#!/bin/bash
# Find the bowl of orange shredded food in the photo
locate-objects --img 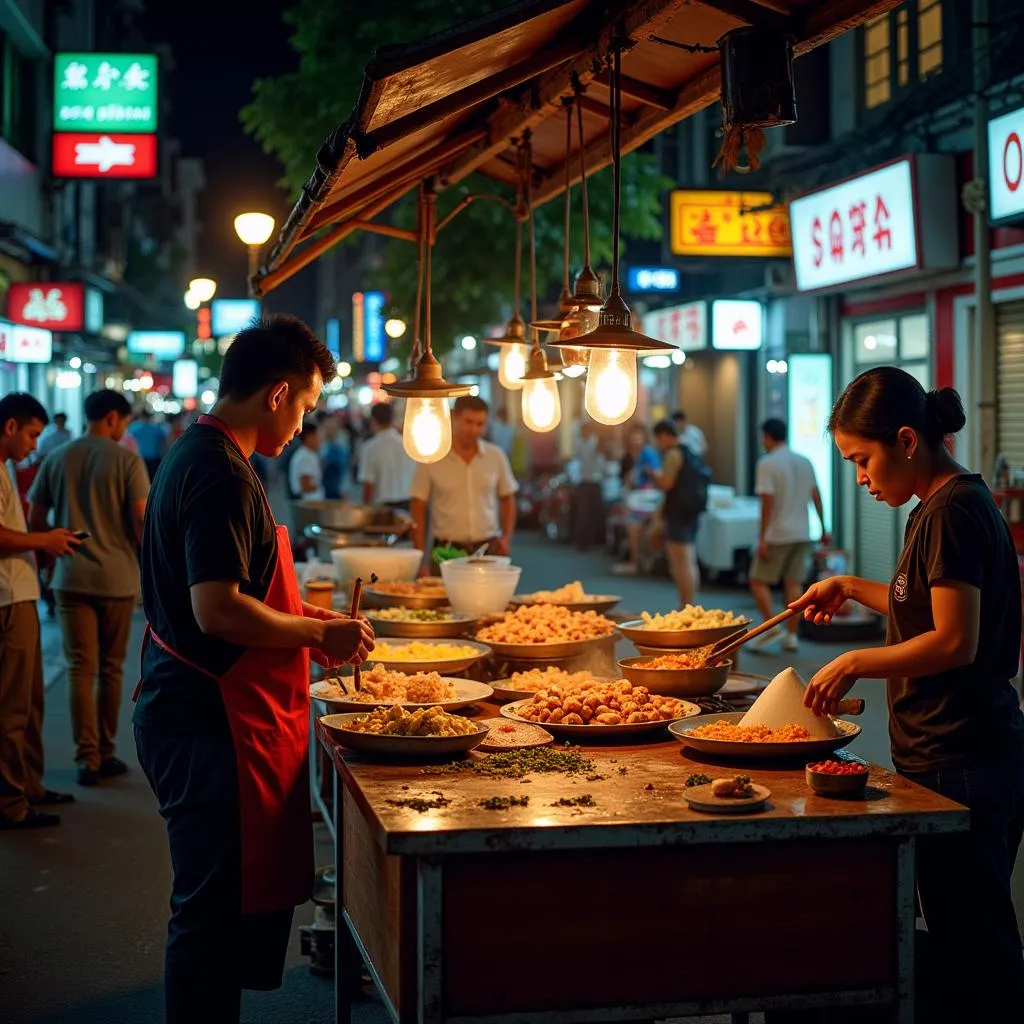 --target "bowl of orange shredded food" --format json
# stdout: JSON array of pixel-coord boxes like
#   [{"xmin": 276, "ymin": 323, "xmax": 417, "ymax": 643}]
[
  {"xmin": 475, "ymin": 603, "xmax": 618, "ymax": 659},
  {"xmin": 669, "ymin": 712, "xmax": 861, "ymax": 760},
  {"xmin": 617, "ymin": 654, "xmax": 732, "ymax": 697}
]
